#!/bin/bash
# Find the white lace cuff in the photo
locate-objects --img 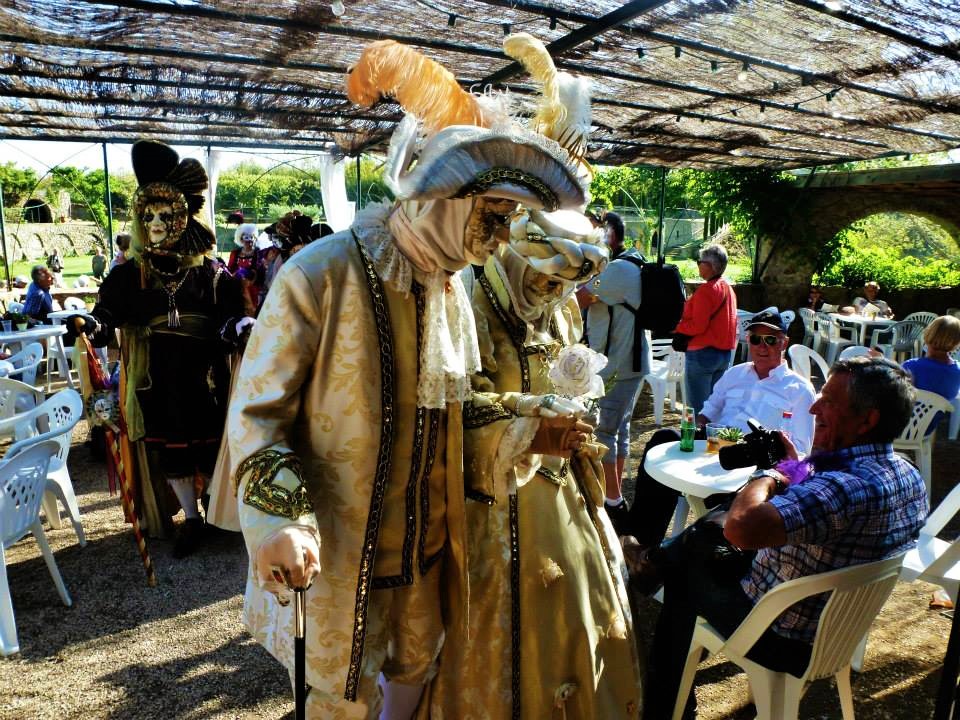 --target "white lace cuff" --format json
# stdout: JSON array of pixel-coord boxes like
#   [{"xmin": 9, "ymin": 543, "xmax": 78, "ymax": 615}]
[{"xmin": 494, "ymin": 416, "xmax": 542, "ymax": 491}]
